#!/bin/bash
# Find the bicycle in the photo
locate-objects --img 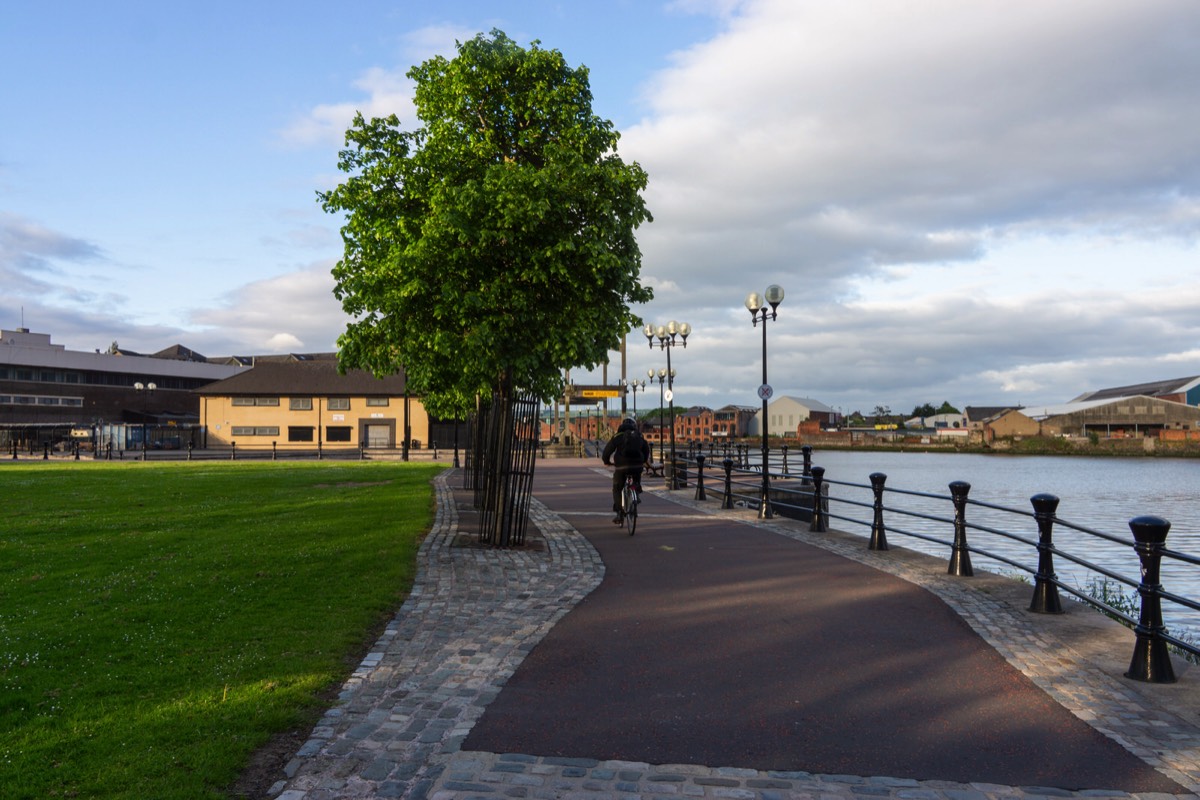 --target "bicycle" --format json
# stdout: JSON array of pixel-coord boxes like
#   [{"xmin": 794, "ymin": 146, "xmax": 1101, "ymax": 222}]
[{"xmin": 619, "ymin": 471, "xmax": 640, "ymax": 535}]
